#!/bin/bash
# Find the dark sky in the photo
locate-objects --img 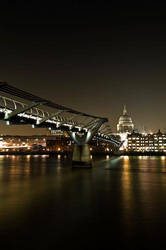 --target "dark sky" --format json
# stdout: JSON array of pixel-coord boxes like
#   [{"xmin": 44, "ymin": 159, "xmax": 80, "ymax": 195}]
[{"xmin": 0, "ymin": 1, "xmax": 166, "ymax": 134}]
